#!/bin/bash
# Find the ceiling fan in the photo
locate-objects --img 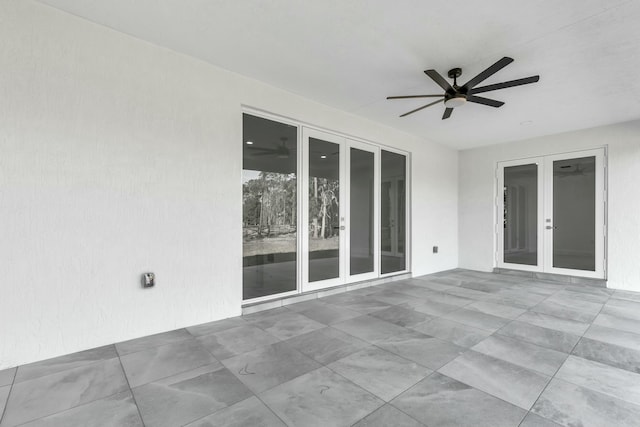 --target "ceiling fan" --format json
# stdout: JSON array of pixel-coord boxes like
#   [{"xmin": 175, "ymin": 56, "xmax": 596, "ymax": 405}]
[
  {"xmin": 247, "ymin": 137, "xmax": 290, "ymax": 158},
  {"xmin": 387, "ymin": 57, "xmax": 539, "ymax": 120}
]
